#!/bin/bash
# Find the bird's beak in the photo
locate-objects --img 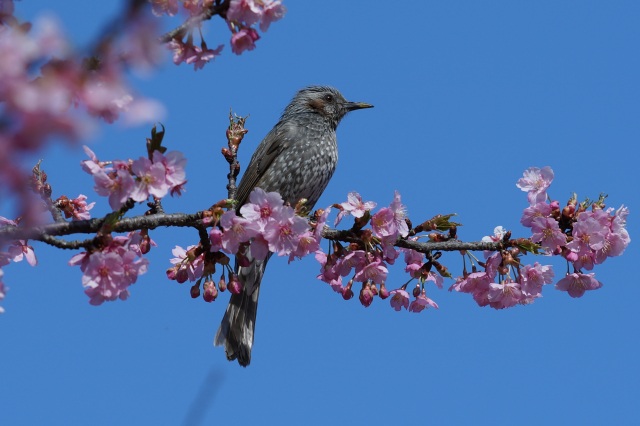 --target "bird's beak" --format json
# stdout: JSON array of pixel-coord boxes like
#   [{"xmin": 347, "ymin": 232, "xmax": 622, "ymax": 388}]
[{"xmin": 345, "ymin": 101, "xmax": 374, "ymax": 111}]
